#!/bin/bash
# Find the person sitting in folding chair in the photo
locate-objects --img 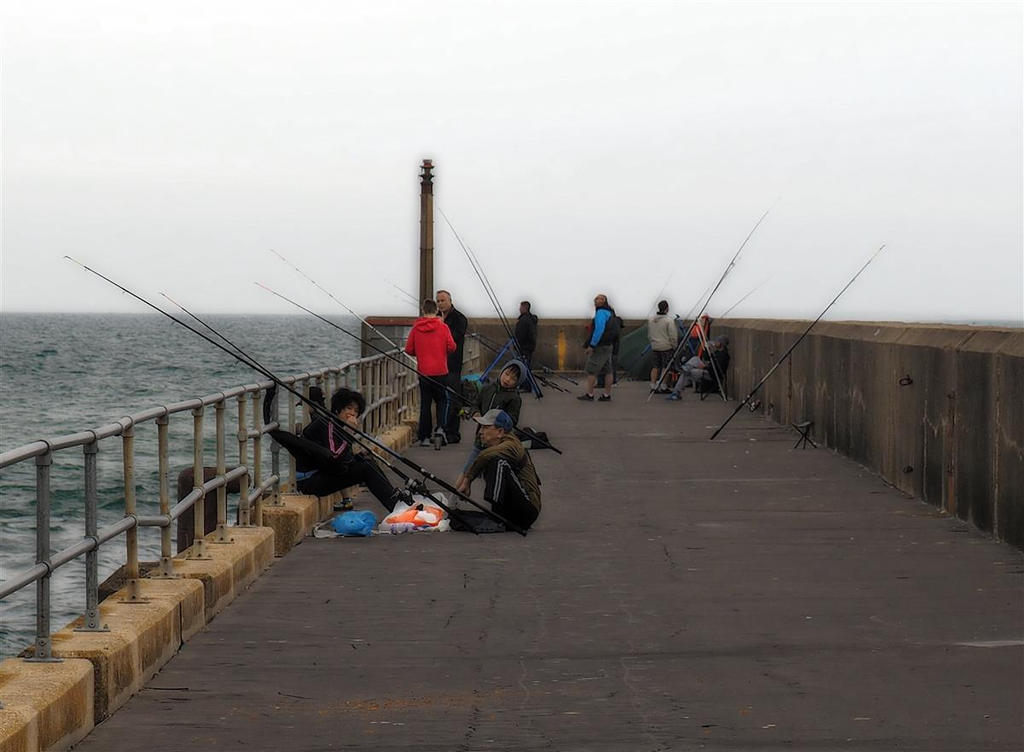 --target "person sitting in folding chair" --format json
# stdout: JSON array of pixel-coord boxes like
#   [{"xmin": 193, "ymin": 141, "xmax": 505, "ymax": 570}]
[
  {"xmin": 454, "ymin": 409, "xmax": 542, "ymax": 533},
  {"xmin": 693, "ymin": 336, "xmax": 731, "ymax": 397},
  {"xmin": 667, "ymin": 336, "xmax": 730, "ymax": 400}
]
